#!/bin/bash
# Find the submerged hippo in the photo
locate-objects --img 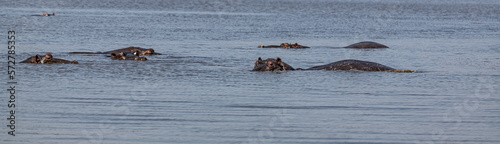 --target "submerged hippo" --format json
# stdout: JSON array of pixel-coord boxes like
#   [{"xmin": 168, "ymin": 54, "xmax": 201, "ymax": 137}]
[
  {"xmin": 252, "ymin": 57, "xmax": 414, "ymax": 72},
  {"xmin": 253, "ymin": 57, "xmax": 295, "ymax": 71},
  {"xmin": 344, "ymin": 41, "xmax": 389, "ymax": 49},
  {"xmin": 70, "ymin": 47, "xmax": 161, "ymax": 56},
  {"xmin": 21, "ymin": 53, "xmax": 78, "ymax": 64},
  {"xmin": 42, "ymin": 13, "xmax": 55, "ymax": 16},
  {"xmin": 258, "ymin": 43, "xmax": 310, "ymax": 49},
  {"xmin": 110, "ymin": 52, "xmax": 147, "ymax": 61}
]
